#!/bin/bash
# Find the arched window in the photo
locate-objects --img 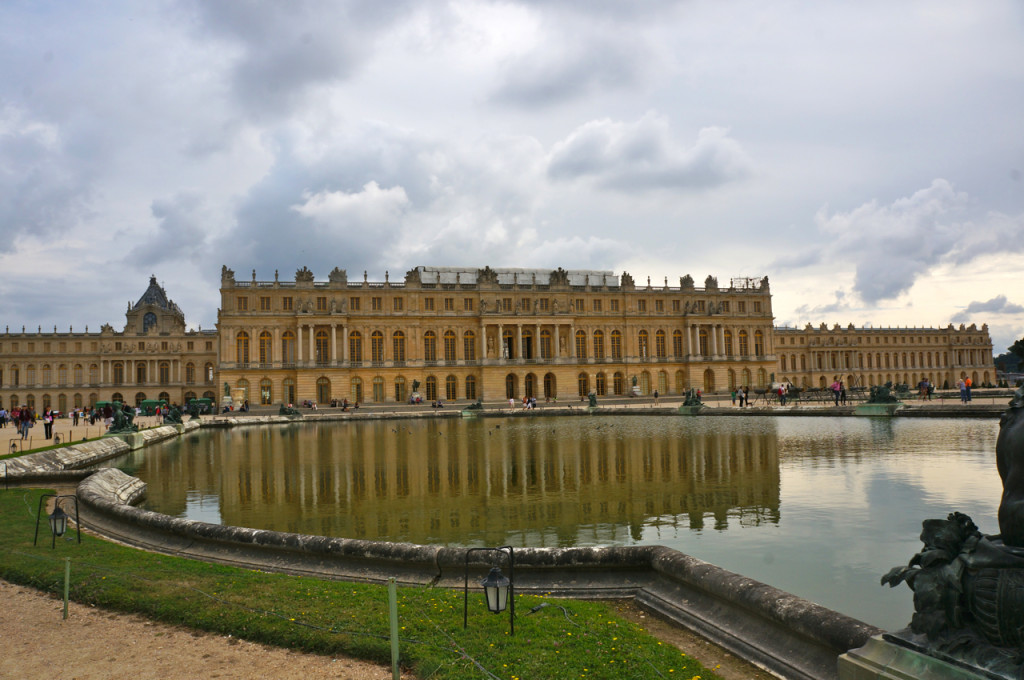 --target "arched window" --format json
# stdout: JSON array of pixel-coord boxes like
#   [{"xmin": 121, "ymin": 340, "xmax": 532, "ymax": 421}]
[
  {"xmin": 754, "ymin": 331, "xmax": 765, "ymax": 356},
  {"xmin": 184, "ymin": 391, "xmax": 196, "ymax": 404},
  {"xmin": 658, "ymin": 371, "xmax": 668, "ymax": 394},
  {"xmin": 283, "ymin": 378, "xmax": 296, "ymax": 405},
  {"xmin": 724, "ymin": 330, "xmax": 734, "ymax": 356},
  {"xmin": 204, "ymin": 362, "xmax": 214, "ymax": 384},
  {"xmin": 595, "ymin": 372, "xmax": 607, "ymax": 395},
  {"xmin": 781, "ymin": 355, "xmax": 788, "ymax": 371},
  {"xmin": 315, "ymin": 330, "xmax": 330, "ymax": 365},
  {"xmin": 136, "ymin": 362, "xmax": 147, "ymax": 384},
  {"xmin": 613, "ymin": 371, "xmax": 624, "ymax": 395},
  {"xmin": 638, "ymin": 330, "xmax": 649, "ymax": 358},
  {"xmin": 42, "ymin": 393, "xmax": 51, "ymax": 410},
  {"xmin": 703, "ymin": 368, "xmax": 715, "ymax": 392},
  {"xmin": 143, "ymin": 312, "xmax": 157, "ymax": 333},
  {"xmin": 424, "ymin": 331, "xmax": 437, "ymax": 362},
  {"xmin": 543, "ymin": 373, "xmax": 556, "ymax": 399},
  {"xmin": 577, "ymin": 372, "xmax": 590, "ymax": 397},
  {"xmin": 57, "ymin": 365, "xmax": 67, "ymax": 386},
  {"xmin": 393, "ymin": 331, "xmax": 406, "ymax": 362},
  {"xmin": 524, "ymin": 373, "xmax": 536, "ymax": 399},
  {"xmin": 316, "ymin": 377, "xmax": 331, "ymax": 404},
  {"xmin": 112, "ymin": 362, "xmax": 124, "ymax": 385},
  {"xmin": 610, "ymin": 331, "xmax": 623, "ymax": 359},
  {"xmin": 259, "ymin": 331, "xmax": 272, "ymax": 364},
  {"xmin": 351, "ymin": 377, "xmax": 363, "ymax": 403},
  {"xmin": 522, "ymin": 329, "xmax": 534, "ymax": 359},
  {"xmin": 502, "ymin": 330, "xmax": 515, "ymax": 359},
  {"xmin": 465, "ymin": 375, "xmax": 477, "ymax": 400},
  {"xmin": 185, "ymin": 362, "xmax": 196, "ymax": 385},
  {"xmin": 425, "ymin": 376, "xmax": 438, "ymax": 401},
  {"xmin": 673, "ymin": 330, "xmax": 683, "ymax": 357},
  {"xmin": 738, "ymin": 331, "xmax": 749, "ymax": 356},
  {"xmin": 26, "ymin": 365, "xmax": 36, "ymax": 385},
  {"xmin": 73, "ymin": 393, "xmax": 83, "ymax": 409},
  {"xmin": 110, "ymin": 393, "xmax": 122, "ymax": 405},
  {"xmin": 259, "ymin": 378, "xmax": 273, "ymax": 404},
  {"xmin": 158, "ymin": 361, "xmax": 170, "ymax": 384},
  {"xmin": 575, "ymin": 330, "xmax": 587, "ymax": 359},
  {"xmin": 89, "ymin": 364, "xmax": 99, "ymax": 385},
  {"xmin": 394, "ymin": 376, "xmax": 407, "ymax": 402},
  {"xmin": 236, "ymin": 331, "xmax": 250, "ymax": 364},
  {"xmin": 742, "ymin": 368, "xmax": 752, "ymax": 387},
  {"xmin": 655, "ymin": 331, "xmax": 666, "ymax": 358},
  {"xmin": 757, "ymin": 368, "xmax": 767, "ymax": 387},
  {"xmin": 372, "ymin": 376, "xmax": 385, "ymax": 402},
  {"xmin": 463, "ymin": 331, "xmax": 476, "ymax": 361},
  {"xmin": 282, "ymin": 331, "xmax": 296, "ymax": 364},
  {"xmin": 504, "ymin": 374, "xmax": 517, "ymax": 399},
  {"xmin": 42, "ymin": 364, "xmax": 52, "ymax": 385},
  {"xmin": 728, "ymin": 369, "xmax": 736, "ymax": 390},
  {"xmin": 371, "ymin": 331, "xmax": 384, "ymax": 363},
  {"xmin": 236, "ymin": 379, "xmax": 249, "ymax": 401},
  {"xmin": 444, "ymin": 331, "xmax": 457, "ymax": 362},
  {"xmin": 675, "ymin": 370, "xmax": 686, "ymax": 392},
  {"xmin": 445, "ymin": 375, "xmax": 458, "ymax": 400},
  {"xmin": 134, "ymin": 392, "xmax": 146, "ymax": 407},
  {"xmin": 698, "ymin": 329, "xmax": 709, "ymax": 356},
  {"xmin": 593, "ymin": 330, "xmax": 605, "ymax": 359},
  {"xmin": 349, "ymin": 331, "xmax": 362, "ymax": 363},
  {"xmin": 74, "ymin": 364, "xmax": 83, "ymax": 386}
]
